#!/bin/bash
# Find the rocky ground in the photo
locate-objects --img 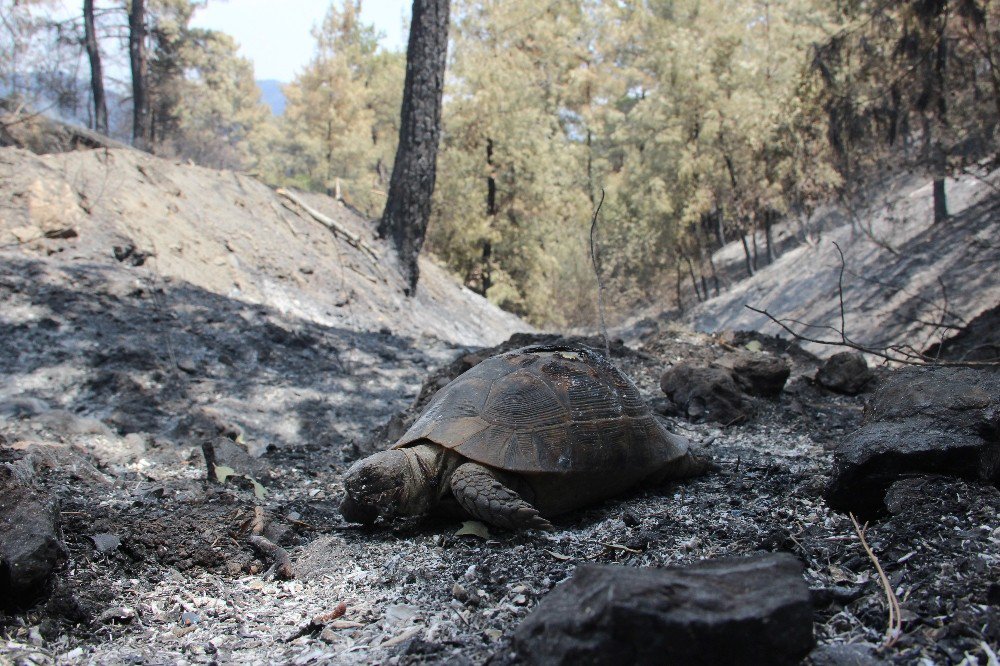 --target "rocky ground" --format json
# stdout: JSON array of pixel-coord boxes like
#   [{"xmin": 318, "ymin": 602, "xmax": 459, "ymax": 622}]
[
  {"xmin": 2, "ymin": 308, "xmax": 998, "ymax": 664},
  {"xmin": 1, "ymin": 123, "xmax": 999, "ymax": 664}
]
